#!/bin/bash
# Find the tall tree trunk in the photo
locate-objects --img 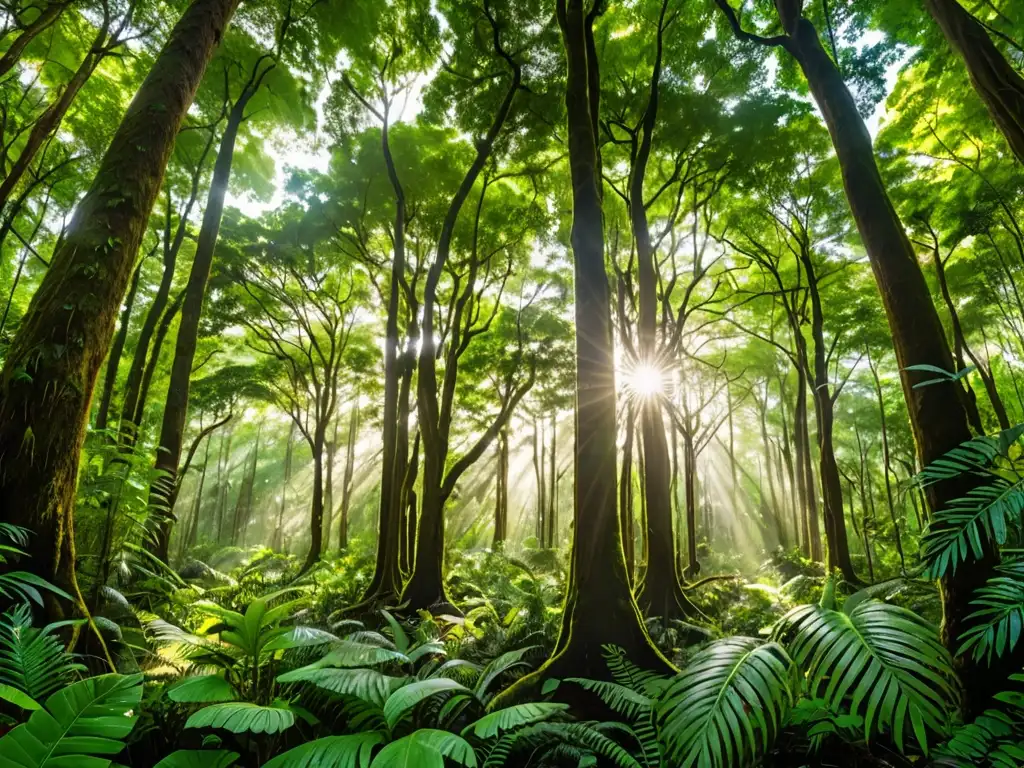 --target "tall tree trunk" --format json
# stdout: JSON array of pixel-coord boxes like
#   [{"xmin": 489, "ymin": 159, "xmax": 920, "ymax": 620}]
[
  {"xmin": 0, "ymin": 15, "xmax": 111, "ymax": 211},
  {"xmin": 339, "ymin": 403, "xmax": 359, "ymax": 551},
  {"xmin": 95, "ymin": 257, "xmax": 143, "ymax": 433},
  {"xmin": 924, "ymin": 0, "xmax": 1024, "ymax": 164},
  {"xmin": 800, "ymin": 248, "xmax": 857, "ymax": 581},
  {"xmin": 547, "ymin": 413, "xmax": 557, "ymax": 547},
  {"xmin": 768, "ymin": 3, "xmax": 1007, "ymax": 711},
  {"xmin": 620, "ymin": 403, "xmax": 636, "ymax": 583},
  {"xmin": 683, "ymin": 426, "xmax": 698, "ymax": 577},
  {"xmin": 360, "ymin": 108, "xmax": 407, "ymax": 605},
  {"xmin": 402, "ymin": 431, "xmax": 419, "ymax": 572},
  {"xmin": 215, "ymin": 426, "xmax": 233, "ymax": 544},
  {"xmin": 324, "ymin": 420, "xmax": 338, "ymax": 551},
  {"xmin": 629, "ymin": 0, "xmax": 694, "ymax": 621},
  {"xmin": 0, "ymin": 1, "xmax": 69, "ymax": 78},
  {"xmin": 182, "ymin": 435, "xmax": 210, "ymax": 557},
  {"xmin": 302, "ymin": 428, "xmax": 327, "ymax": 572},
  {"xmin": 791, "ymin": 368, "xmax": 812, "ymax": 557},
  {"xmin": 274, "ymin": 422, "xmax": 294, "ymax": 551},
  {"xmin": 133, "ymin": 290, "xmax": 184, "ymax": 431},
  {"xmin": 493, "ymin": 424, "xmax": 508, "ymax": 547},
  {"xmin": 497, "ymin": 0, "xmax": 669, "ymax": 700},
  {"xmin": 0, "ymin": 0, "xmax": 237, "ymax": 618},
  {"xmin": 532, "ymin": 418, "xmax": 544, "ymax": 544},
  {"xmin": 121, "ymin": 150, "xmax": 211, "ymax": 442},
  {"xmin": 149, "ymin": 99, "xmax": 251, "ymax": 554}
]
